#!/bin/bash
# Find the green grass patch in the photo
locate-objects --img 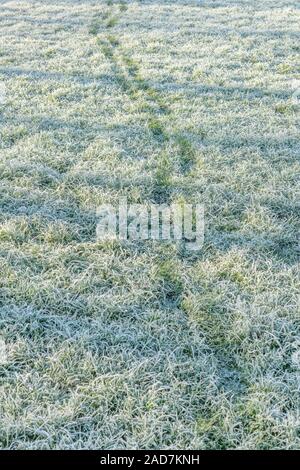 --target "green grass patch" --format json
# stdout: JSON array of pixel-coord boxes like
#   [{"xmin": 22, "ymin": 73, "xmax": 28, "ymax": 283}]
[{"xmin": 106, "ymin": 16, "xmax": 118, "ymax": 28}]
